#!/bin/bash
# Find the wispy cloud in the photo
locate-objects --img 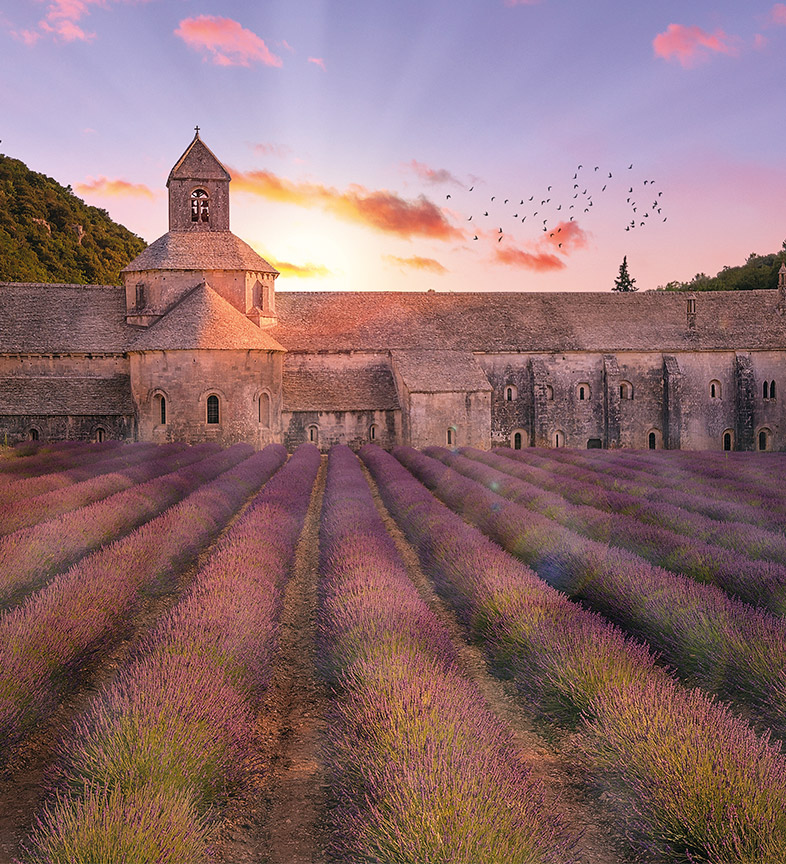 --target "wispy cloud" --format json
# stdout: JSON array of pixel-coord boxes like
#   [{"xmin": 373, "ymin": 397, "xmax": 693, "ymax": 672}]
[
  {"xmin": 230, "ymin": 168, "xmax": 463, "ymax": 241},
  {"xmin": 540, "ymin": 220, "xmax": 589, "ymax": 252},
  {"xmin": 270, "ymin": 260, "xmax": 331, "ymax": 279},
  {"xmin": 406, "ymin": 159, "xmax": 462, "ymax": 187},
  {"xmin": 75, "ymin": 176, "xmax": 156, "ymax": 199},
  {"xmin": 175, "ymin": 16, "xmax": 282, "ymax": 67},
  {"xmin": 653, "ymin": 23, "xmax": 740, "ymax": 68},
  {"xmin": 308, "ymin": 56, "xmax": 326, "ymax": 70},
  {"xmin": 13, "ymin": 0, "xmax": 150, "ymax": 44},
  {"xmin": 384, "ymin": 255, "xmax": 448, "ymax": 274},
  {"xmin": 495, "ymin": 246, "xmax": 565, "ymax": 272},
  {"xmin": 770, "ymin": 3, "xmax": 786, "ymax": 25}
]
